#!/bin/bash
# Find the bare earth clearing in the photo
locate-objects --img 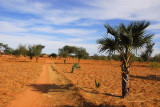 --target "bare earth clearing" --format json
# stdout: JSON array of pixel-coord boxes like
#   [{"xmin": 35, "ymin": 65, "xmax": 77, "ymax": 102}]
[
  {"xmin": 0, "ymin": 58, "xmax": 43, "ymax": 107},
  {"xmin": 0, "ymin": 56, "xmax": 160, "ymax": 107},
  {"xmin": 55, "ymin": 59, "xmax": 160, "ymax": 107},
  {"xmin": 1, "ymin": 58, "xmax": 83, "ymax": 107}
]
